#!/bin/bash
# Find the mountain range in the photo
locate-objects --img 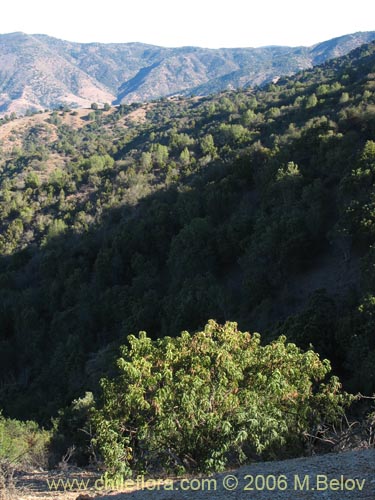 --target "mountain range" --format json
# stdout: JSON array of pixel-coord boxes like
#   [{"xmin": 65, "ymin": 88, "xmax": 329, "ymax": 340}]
[{"xmin": 0, "ymin": 30, "xmax": 375, "ymax": 114}]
